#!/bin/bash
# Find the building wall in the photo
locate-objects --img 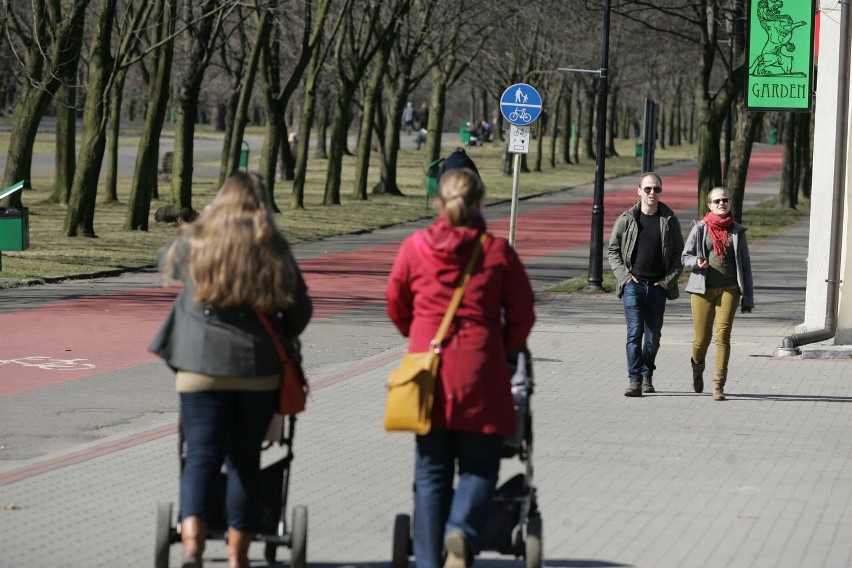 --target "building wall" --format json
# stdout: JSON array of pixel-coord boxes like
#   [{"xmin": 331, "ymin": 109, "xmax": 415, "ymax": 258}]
[{"xmin": 800, "ymin": 3, "xmax": 852, "ymax": 344}]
